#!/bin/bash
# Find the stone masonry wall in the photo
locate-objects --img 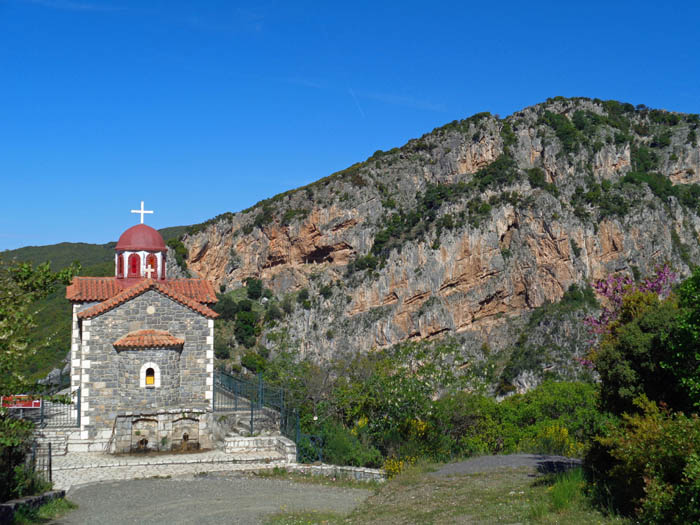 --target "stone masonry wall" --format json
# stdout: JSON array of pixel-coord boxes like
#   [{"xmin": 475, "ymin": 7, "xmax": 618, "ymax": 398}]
[
  {"xmin": 111, "ymin": 408, "xmax": 214, "ymax": 453},
  {"xmin": 117, "ymin": 348, "xmax": 181, "ymax": 408},
  {"xmin": 80, "ymin": 290, "xmax": 212, "ymax": 439}
]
